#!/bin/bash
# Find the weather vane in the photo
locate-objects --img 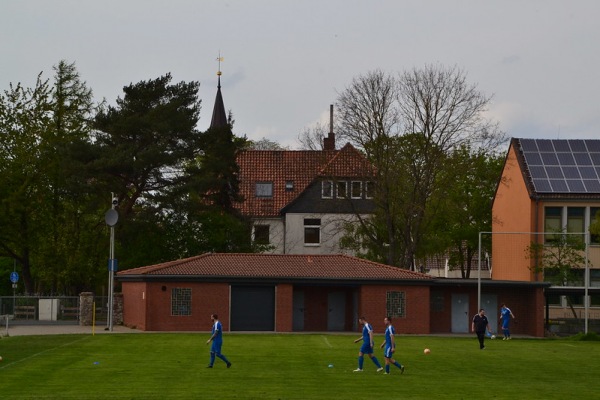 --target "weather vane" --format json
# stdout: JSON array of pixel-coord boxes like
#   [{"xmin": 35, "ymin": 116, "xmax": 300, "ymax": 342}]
[{"xmin": 216, "ymin": 52, "xmax": 224, "ymax": 76}]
